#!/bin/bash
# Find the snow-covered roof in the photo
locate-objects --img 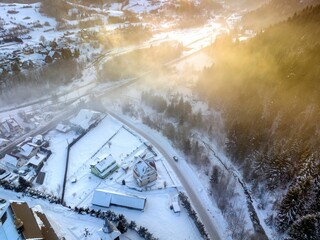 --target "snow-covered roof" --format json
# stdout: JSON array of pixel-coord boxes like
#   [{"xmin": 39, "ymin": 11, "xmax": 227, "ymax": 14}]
[
  {"xmin": 95, "ymin": 155, "xmax": 116, "ymax": 173},
  {"xmin": 69, "ymin": 109, "xmax": 101, "ymax": 130},
  {"xmin": 0, "ymin": 121, "xmax": 10, "ymax": 133},
  {"xmin": 139, "ymin": 150, "xmax": 154, "ymax": 160},
  {"xmin": 32, "ymin": 135, "xmax": 43, "ymax": 144},
  {"xmin": 56, "ymin": 123, "xmax": 71, "ymax": 133},
  {"xmin": 1, "ymin": 154, "xmax": 18, "ymax": 167},
  {"xmin": 92, "ymin": 189, "xmax": 112, "ymax": 208},
  {"xmin": 172, "ymin": 201, "xmax": 181, "ymax": 213},
  {"xmin": 0, "ymin": 138, "xmax": 9, "ymax": 147},
  {"xmin": 134, "ymin": 159, "xmax": 156, "ymax": 178},
  {"xmin": 48, "ymin": 50, "xmax": 56, "ymax": 58},
  {"xmin": 98, "ymin": 220, "xmax": 121, "ymax": 240},
  {"xmin": 92, "ymin": 189, "xmax": 146, "ymax": 210},
  {"xmin": 27, "ymin": 154, "xmax": 46, "ymax": 167},
  {"xmin": 19, "ymin": 144, "xmax": 35, "ymax": 158}
]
